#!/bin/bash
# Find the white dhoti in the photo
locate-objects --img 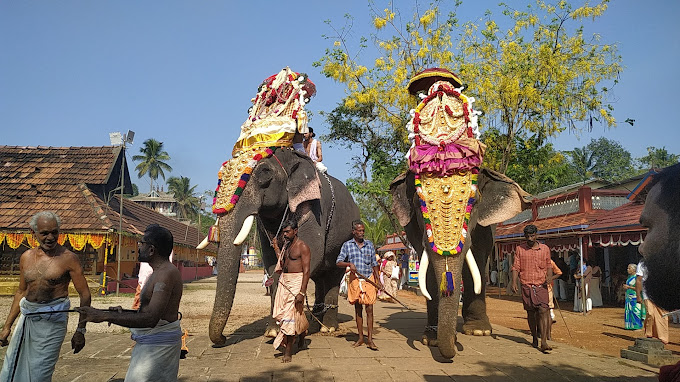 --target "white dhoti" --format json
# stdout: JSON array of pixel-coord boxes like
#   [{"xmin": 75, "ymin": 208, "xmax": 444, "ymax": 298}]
[
  {"xmin": 0, "ymin": 297, "xmax": 70, "ymax": 382},
  {"xmin": 272, "ymin": 273, "xmax": 309, "ymax": 350},
  {"xmin": 125, "ymin": 319, "xmax": 182, "ymax": 382}
]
